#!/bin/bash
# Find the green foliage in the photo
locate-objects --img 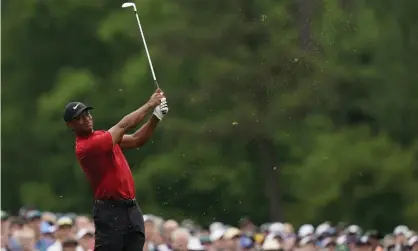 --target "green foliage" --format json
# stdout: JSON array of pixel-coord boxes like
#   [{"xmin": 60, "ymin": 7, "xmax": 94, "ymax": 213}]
[{"xmin": 2, "ymin": 0, "xmax": 418, "ymax": 230}]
